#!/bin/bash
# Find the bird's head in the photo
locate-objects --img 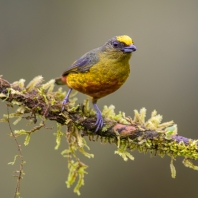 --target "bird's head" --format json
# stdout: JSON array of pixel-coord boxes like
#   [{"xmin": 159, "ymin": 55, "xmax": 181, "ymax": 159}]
[{"xmin": 102, "ymin": 35, "xmax": 137, "ymax": 56}]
